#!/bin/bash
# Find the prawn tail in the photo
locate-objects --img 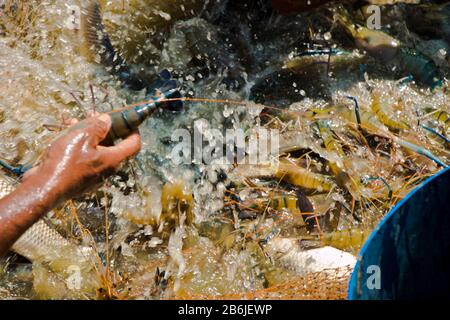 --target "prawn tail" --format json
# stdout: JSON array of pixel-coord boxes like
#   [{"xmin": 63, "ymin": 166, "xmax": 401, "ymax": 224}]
[
  {"xmin": 82, "ymin": 0, "xmax": 146, "ymax": 90},
  {"xmin": 81, "ymin": 1, "xmax": 183, "ymax": 111}
]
